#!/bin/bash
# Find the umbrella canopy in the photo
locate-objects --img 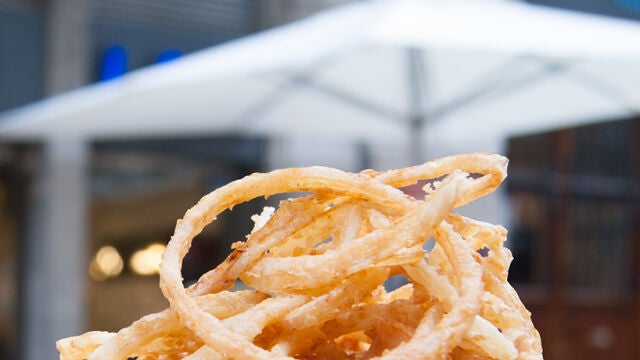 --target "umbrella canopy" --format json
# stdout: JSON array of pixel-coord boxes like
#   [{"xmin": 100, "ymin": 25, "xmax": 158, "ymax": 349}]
[{"xmin": 1, "ymin": 0, "xmax": 640, "ymax": 156}]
